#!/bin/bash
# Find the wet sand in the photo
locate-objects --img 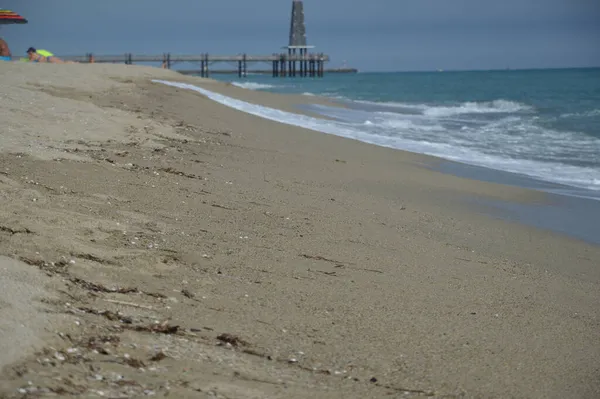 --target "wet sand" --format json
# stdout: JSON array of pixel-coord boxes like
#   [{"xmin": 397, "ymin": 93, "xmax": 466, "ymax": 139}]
[{"xmin": 0, "ymin": 63, "xmax": 599, "ymax": 398}]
